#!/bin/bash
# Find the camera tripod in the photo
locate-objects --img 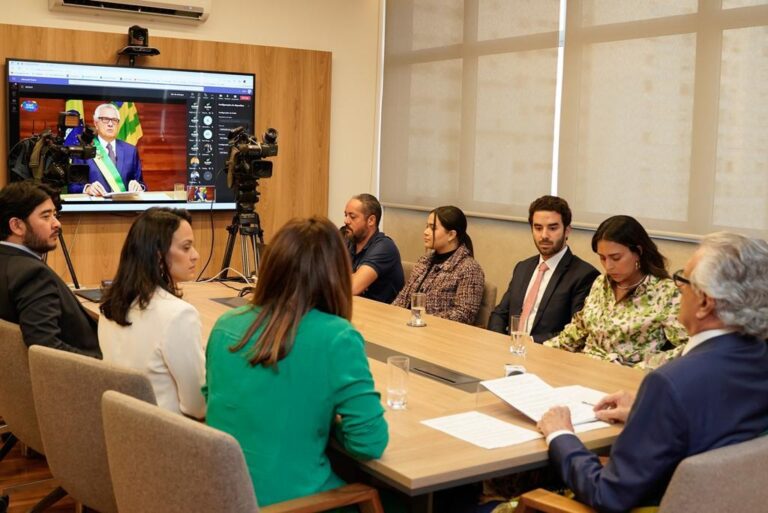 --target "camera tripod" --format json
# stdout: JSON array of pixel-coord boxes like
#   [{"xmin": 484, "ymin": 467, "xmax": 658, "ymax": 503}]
[
  {"xmin": 220, "ymin": 210, "xmax": 264, "ymax": 281},
  {"xmin": 40, "ymin": 230, "xmax": 80, "ymax": 289}
]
